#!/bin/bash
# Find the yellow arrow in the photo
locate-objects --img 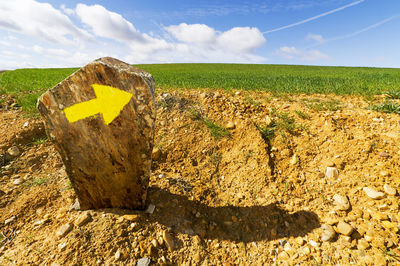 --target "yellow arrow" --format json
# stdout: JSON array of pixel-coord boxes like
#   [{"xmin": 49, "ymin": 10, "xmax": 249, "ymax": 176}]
[{"xmin": 64, "ymin": 84, "xmax": 133, "ymax": 125}]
